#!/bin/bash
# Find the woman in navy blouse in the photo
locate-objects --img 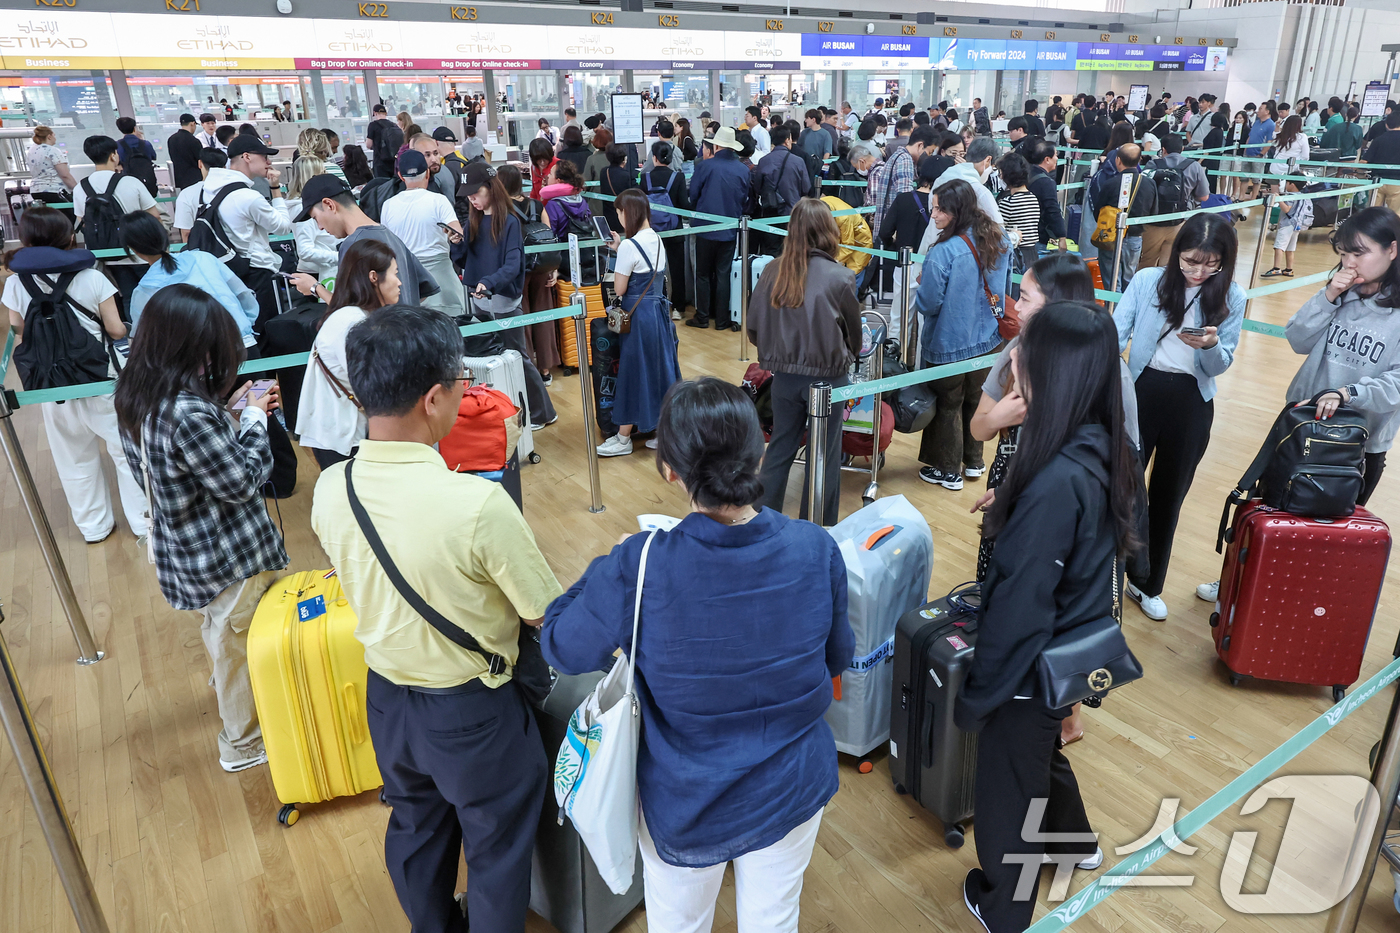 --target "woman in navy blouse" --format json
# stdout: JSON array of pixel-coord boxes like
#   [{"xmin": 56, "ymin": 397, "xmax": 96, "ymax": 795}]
[{"xmin": 542, "ymin": 377, "xmax": 853, "ymax": 932}]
